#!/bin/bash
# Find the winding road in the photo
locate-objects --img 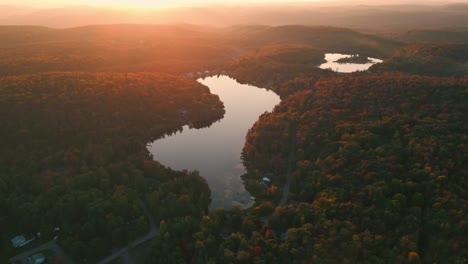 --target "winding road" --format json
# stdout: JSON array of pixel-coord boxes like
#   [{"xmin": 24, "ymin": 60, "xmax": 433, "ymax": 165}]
[
  {"xmin": 279, "ymin": 125, "xmax": 296, "ymax": 206},
  {"xmin": 11, "ymin": 126, "xmax": 296, "ymax": 263},
  {"xmin": 260, "ymin": 124, "xmax": 296, "ymax": 224}
]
